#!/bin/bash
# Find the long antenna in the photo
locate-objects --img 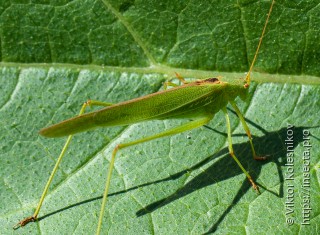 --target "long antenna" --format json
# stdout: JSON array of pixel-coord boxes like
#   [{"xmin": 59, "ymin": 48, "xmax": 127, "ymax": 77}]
[{"xmin": 245, "ymin": 0, "xmax": 275, "ymax": 85}]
